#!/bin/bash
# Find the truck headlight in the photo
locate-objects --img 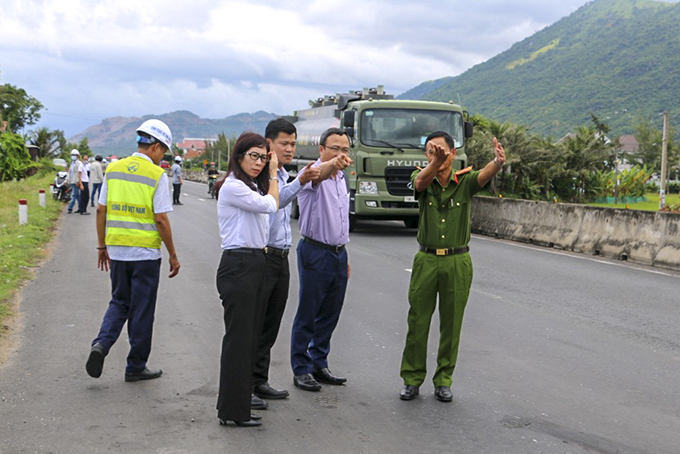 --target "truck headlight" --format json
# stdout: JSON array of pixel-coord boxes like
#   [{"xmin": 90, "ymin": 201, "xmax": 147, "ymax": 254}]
[{"xmin": 359, "ymin": 181, "xmax": 379, "ymax": 195}]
